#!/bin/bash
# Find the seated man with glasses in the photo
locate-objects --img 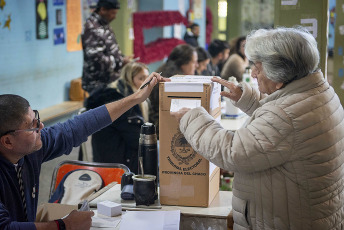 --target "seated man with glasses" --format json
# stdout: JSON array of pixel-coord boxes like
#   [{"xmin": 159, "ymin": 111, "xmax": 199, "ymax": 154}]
[{"xmin": 0, "ymin": 72, "xmax": 166, "ymax": 230}]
